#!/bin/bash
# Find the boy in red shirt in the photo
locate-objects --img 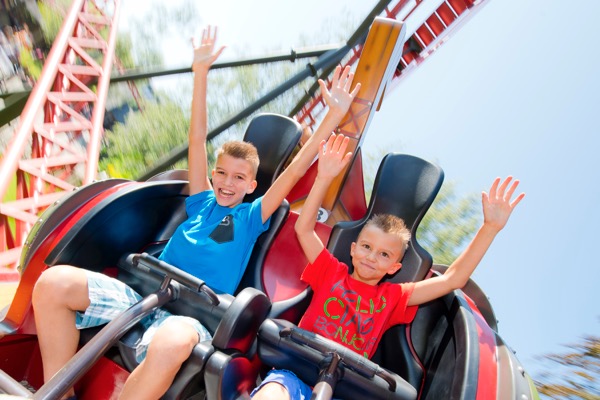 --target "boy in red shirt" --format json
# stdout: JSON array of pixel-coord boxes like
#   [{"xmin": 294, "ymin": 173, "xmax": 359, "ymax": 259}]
[{"xmin": 252, "ymin": 134, "xmax": 525, "ymax": 399}]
